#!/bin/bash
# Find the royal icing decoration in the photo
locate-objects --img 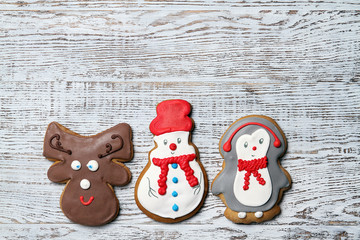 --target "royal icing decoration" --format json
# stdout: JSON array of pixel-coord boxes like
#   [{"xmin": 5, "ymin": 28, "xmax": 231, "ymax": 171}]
[
  {"xmin": 86, "ymin": 160, "xmax": 99, "ymax": 172},
  {"xmin": 80, "ymin": 196, "xmax": 94, "ymax": 206},
  {"xmin": 223, "ymin": 122, "xmax": 281, "ymax": 152},
  {"xmin": 212, "ymin": 115, "xmax": 291, "ymax": 224},
  {"xmin": 71, "ymin": 160, "xmax": 81, "ymax": 171},
  {"xmin": 80, "ymin": 179, "xmax": 91, "ymax": 190},
  {"xmin": 135, "ymin": 100, "xmax": 208, "ymax": 222},
  {"xmin": 238, "ymin": 156, "xmax": 267, "ymax": 190},
  {"xmin": 152, "ymin": 153, "xmax": 198, "ymax": 195},
  {"xmin": 43, "ymin": 122, "xmax": 133, "ymax": 226}
]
